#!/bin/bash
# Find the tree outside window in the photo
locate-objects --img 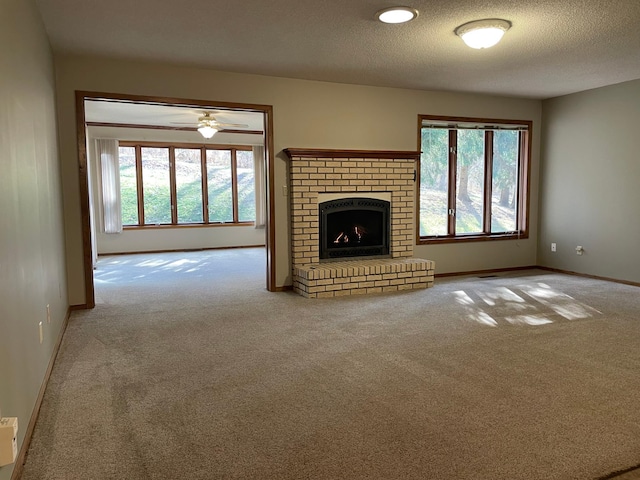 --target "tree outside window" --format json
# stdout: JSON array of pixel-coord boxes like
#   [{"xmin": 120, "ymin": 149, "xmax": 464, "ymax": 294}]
[
  {"xmin": 118, "ymin": 143, "xmax": 256, "ymax": 227},
  {"xmin": 118, "ymin": 146, "xmax": 138, "ymax": 226},
  {"xmin": 236, "ymin": 150, "xmax": 255, "ymax": 222},
  {"xmin": 141, "ymin": 147, "xmax": 171, "ymax": 225},
  {"xmin": 418, "ymin": 116, "xmax": 530, "ymax": 243}
]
